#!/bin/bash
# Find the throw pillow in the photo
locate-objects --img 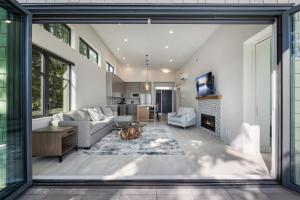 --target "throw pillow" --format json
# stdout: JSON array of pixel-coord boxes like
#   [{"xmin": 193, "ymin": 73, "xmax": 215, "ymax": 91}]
[
  {"xmin": 95, "ymin": 106, "xmax": 105, "ymax": 117},
  {"xmin": 52, "ymin": 113, "xmax": 63, "ymax": 121},
  {"xmin": 79, "ymin": 109, "xmax": 92, "ymax": 121},
  {"xmin": 88, "ymin": 107, "xmax": 104, "ymax": 121}
]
